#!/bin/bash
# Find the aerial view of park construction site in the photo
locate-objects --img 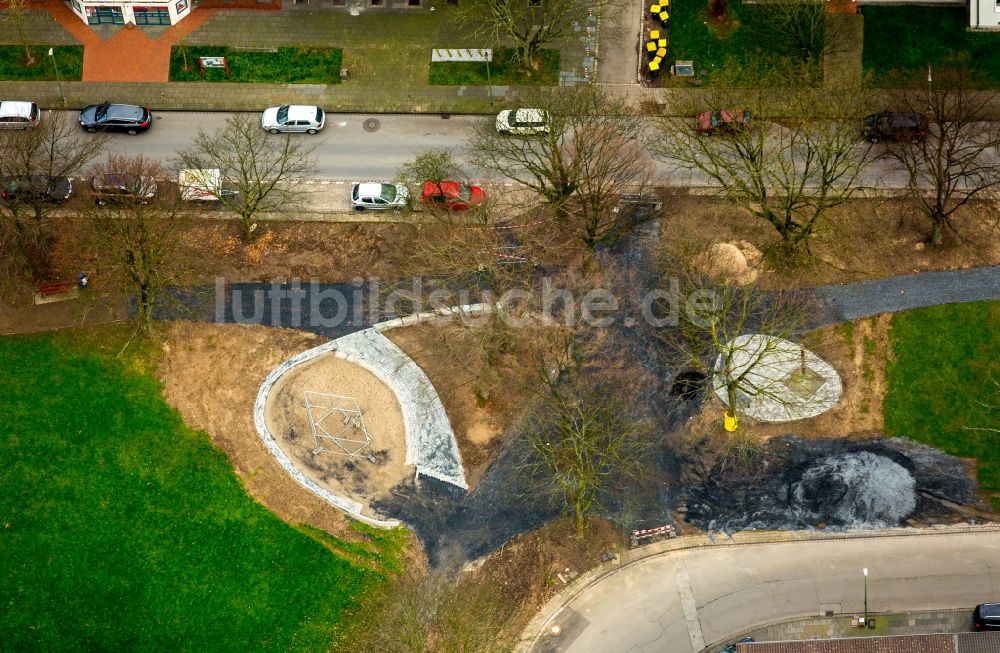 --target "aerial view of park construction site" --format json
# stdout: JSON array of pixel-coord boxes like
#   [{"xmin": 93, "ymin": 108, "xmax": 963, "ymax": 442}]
[{"xmin": 8, "ymin": 0, "xmax": 1000, "ymax": 648}]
